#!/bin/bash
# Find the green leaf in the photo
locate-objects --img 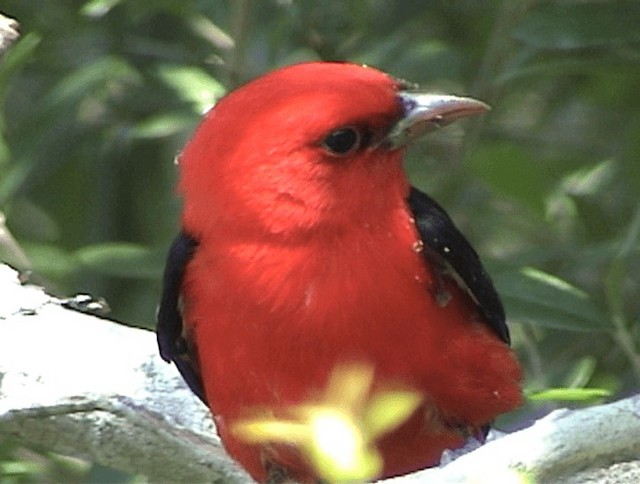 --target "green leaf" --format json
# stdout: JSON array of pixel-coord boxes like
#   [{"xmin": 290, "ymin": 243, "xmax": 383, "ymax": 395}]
[
  {"xmin": 157, "ymin": 65, "xmax": 226, "ymax": 114},
  {"xmin": 514, "ymin": 2, "xmax": 640, "ymax": 50},
  {"xmin": 75, "ymin": 243, "xmax": 160, "ymax": 279},
  {"xmin": 469, "ymin": 143, "xmax": 547, "ymax": 215},
  {"xmin": 564, "ymin": 356, "xmax": 597, "ymax": 389},
  {"xmin": 0, "ymin": 33, "xmax": 42, "ymax": 93},
  {"xmin": 188, "ymin": 14, "xmax": 235, "ymax": 50},
  {"xmin": 130, "ymin": 113, "xmax": 197, "ymax": 139},
  {"xmin": 526, "ymin": 387, "xmax": 611, "ymax": 403},
  {"xmin": 22, "ymin": 243, "xmax": 76, "ymax": 279},
  {"xmin": 561, "ymin": 159, "xmax": 618, "ymax": 197},
  {"xmin": 81, "ymin": 0, "xmax": 123, "ymax": 18},
  {"xmin": 0, "ymin": 459, "xmax": 46, "ymax": 477},
  {"xmin": 44, "ymin": 57, "xmax": 140, "ymax": 111},
  {"xmin": 605, "ymin": 203, "xmax": 640, "ymax": 332},
  {"xmin": 497, "ymin": 57, "xmax": 640, "ymax": 85},
  {"xmin": 495, "ymin": 267, "xmax": 609, "ymax": 331}
]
